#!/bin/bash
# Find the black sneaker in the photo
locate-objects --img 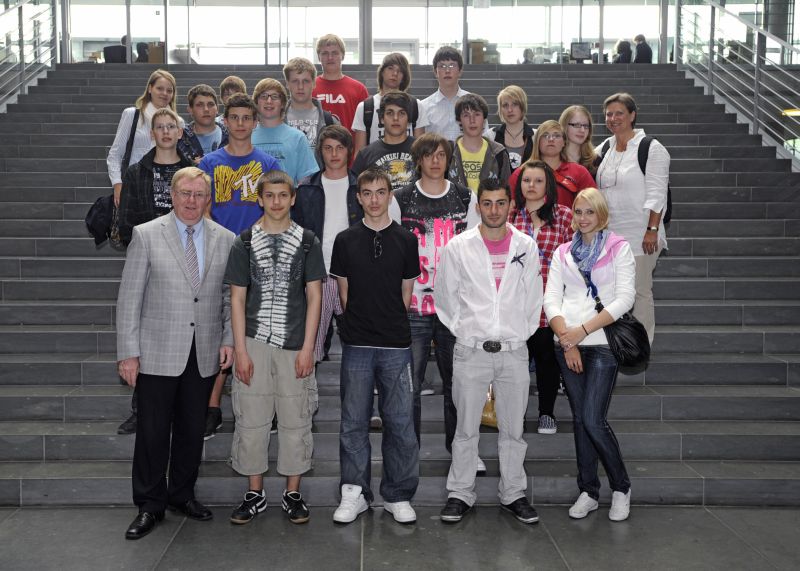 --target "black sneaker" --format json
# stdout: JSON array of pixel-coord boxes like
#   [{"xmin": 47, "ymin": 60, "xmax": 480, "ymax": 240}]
[
  {"xmin": 204, "ymin": 407, "xmax": 223, "ymax": 440},
  {"xmin": 440, "ymin": 498, "xmax": 471, "ymax": 523},
  {"xmin": 230, "ymin": 490, "xmax": 267, "ymax": 525},
  {"xmin": 117, "ymin": 413, "xmax": 137, "ymax": 435},
  {"xmin": 270, "ymin": 417, "xmax": 278, "ymax": 435},
  {"xmin": 282, "ymin": 490, "xmax": 310, "ymax": 524},
  {"xmin": 501, "ymin": 497, "xmax": 539, "ymax": 524}
]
